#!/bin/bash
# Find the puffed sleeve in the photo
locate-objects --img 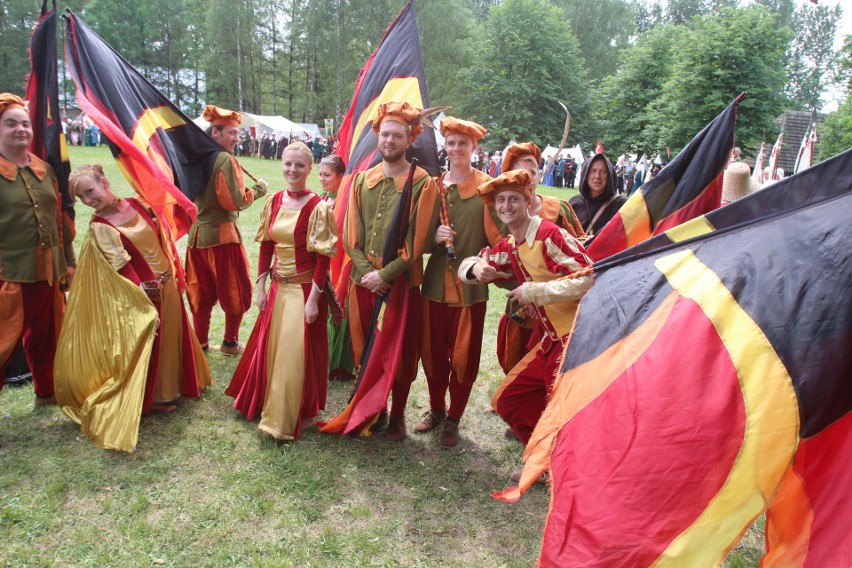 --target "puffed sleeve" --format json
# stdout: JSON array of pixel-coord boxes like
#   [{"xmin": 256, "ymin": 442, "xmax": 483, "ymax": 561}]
[
  {"xmin": 306, "ymin": 199, "xmax": 338, "ymax": 258},
  {"xmin": 90, "ymin": 223, "xmax": 131, "ymax": 273},
  {"xmin": 255, "ymin": 193, "xmax": 276, "ymax": 276}
]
